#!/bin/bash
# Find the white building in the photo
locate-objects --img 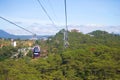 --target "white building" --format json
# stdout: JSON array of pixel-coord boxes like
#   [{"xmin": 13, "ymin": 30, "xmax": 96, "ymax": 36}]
[{"xmin": 11, "ymin": 39, "xmax": 17, "ymax": 47}]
